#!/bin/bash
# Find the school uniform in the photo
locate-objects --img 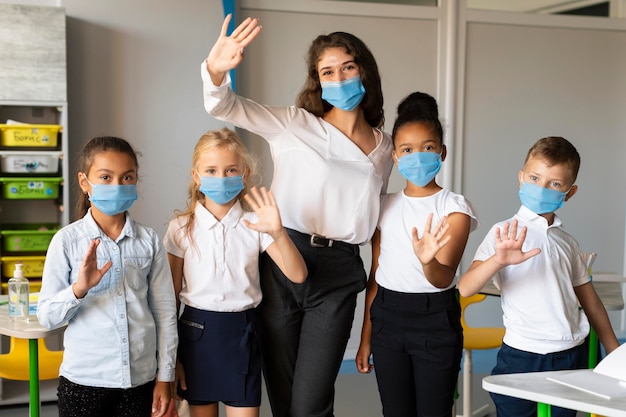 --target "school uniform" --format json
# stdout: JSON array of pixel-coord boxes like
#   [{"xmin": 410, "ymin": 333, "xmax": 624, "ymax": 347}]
[
  {"xmin": 373, "ymin": 189, "xmax": 477, "ymax": 417},
  {"xmin": 164, "ymin": 200, "xmax": 273, "ymax": 406},
  {"xmin": 473, "ymin": 205, "xmax": 590, "ymax": 417},
  {"xmin": 202, "ymin": 65, "xmax": 394, "ymax": 417}
]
